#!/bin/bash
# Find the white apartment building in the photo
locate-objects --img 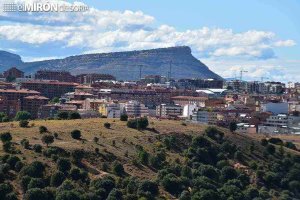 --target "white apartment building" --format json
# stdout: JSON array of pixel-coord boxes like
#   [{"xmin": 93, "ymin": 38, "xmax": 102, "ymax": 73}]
[
  {"xmin": 191, "ymin": 110, "xmax": 218, "ymax": 125},
  {"xmin": 124, "ymin": 101, "xmax": 149, "ymax": 117},
  {"xmin": 156, "ymin": 104, "xmax": 183, "ymax": 118}
]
